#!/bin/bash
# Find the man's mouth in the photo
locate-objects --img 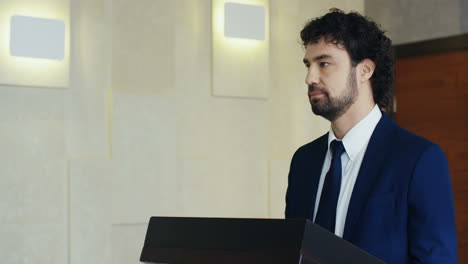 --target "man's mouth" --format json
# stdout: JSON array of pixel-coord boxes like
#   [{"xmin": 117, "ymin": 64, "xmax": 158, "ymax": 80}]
[{"xmin": 309, "ymin": 91, "xmax": 325, "ymax": 99}]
